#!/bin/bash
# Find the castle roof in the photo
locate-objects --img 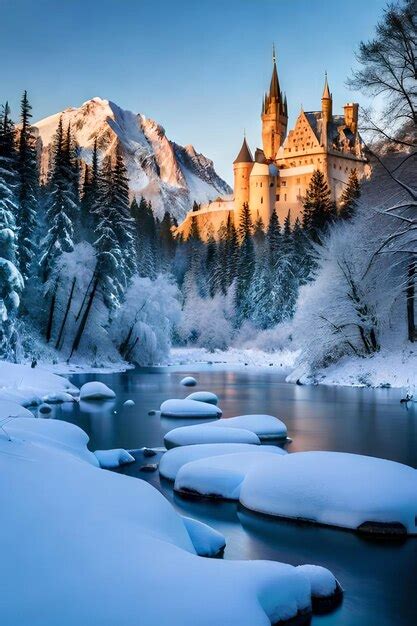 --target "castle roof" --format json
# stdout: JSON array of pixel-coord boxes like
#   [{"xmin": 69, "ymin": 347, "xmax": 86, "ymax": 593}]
[
  {"xmin": 303, "ymin": 111, "xmax": 358, "ymax": 150},
  {"xmin": 233, "ymin": 137, "xmax": 253, "ymax": 164},
  {"xmin": 269, "ymin": 60, "xmax": 280, "ymax": 100},
  {"xmin": 322, "ymin": 73, "xmax": 332, "ymax": 100}
]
